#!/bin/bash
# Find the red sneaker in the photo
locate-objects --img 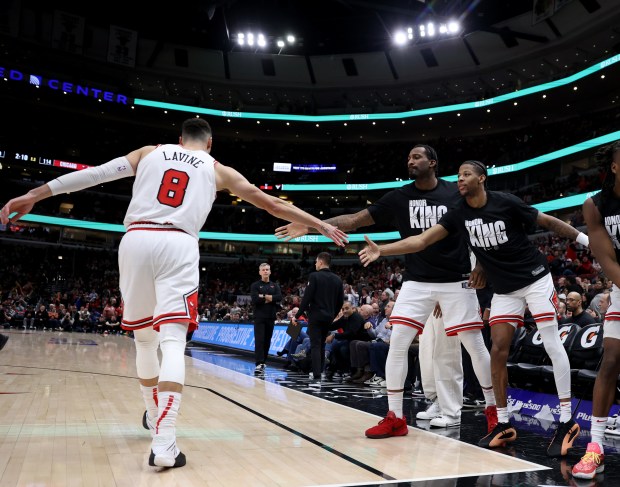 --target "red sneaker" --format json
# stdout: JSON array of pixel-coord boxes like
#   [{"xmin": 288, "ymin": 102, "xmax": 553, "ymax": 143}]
[
  {"xmin": 365, "ymin": 411, "xmax": 408, "ymax": 439},
  {"xmin": 484, "ymin": 405, "xmax": 498, "ymax": 434},
  {"xmin": 572, "ymin": 442, "xmax": 604, "ymax": 479}
]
